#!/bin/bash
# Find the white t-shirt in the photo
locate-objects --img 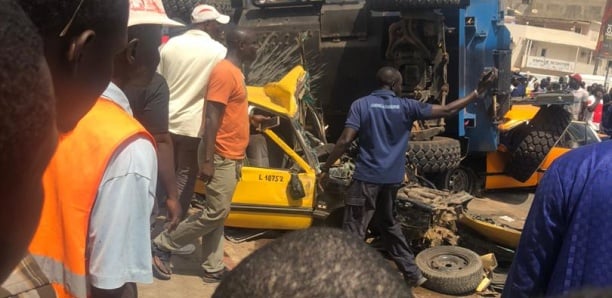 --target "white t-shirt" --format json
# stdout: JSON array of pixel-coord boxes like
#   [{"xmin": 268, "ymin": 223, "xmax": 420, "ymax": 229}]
[
  {"xmin": 568, "ymin": 88, "xmax": 589, "ymax": 121},
  {"xmin": 159, "ymin": 30, "xmax": 227, "ymax": 138},
  {"xmin": 89, "ymin": 83, "xmax": 157, "ymax": 289}
]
